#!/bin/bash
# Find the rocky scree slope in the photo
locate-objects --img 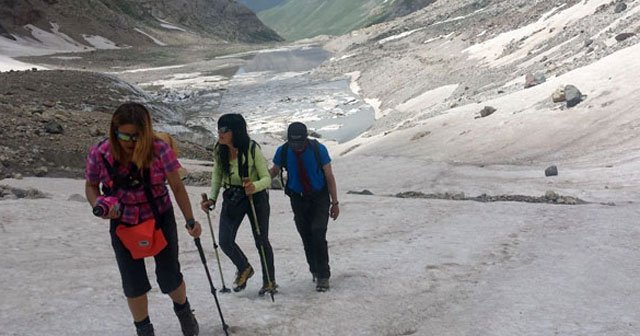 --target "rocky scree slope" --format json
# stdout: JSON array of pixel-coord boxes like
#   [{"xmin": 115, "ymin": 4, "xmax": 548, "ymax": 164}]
[
  {"xmin": 0, "ymin": 0, "xmax": 282, "ymax": 46},
  {"xmin": 316, "ymin": 0, "xmax": 640, "ymax": 163},
  {"xmin": 0, "ymin": 69, "xmax": 210, "ymax": 179}
]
